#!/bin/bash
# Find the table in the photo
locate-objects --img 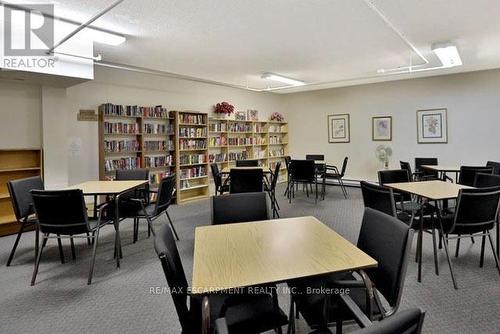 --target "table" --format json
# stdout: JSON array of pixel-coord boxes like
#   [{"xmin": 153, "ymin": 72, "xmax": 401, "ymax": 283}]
[
  {"xmin": 192, "ymin": 216, "xmax": 377, "ymax": 333},
  {"xmin": 420, "ymin": 165, "xmax": 461, "ymax": 181},
  {"xmin": 220, "ymin": 166, "xmax": 272, "ymax": 174},
  {"xmin": 66, "ymin": 180, "xmax": 148, "ymax": 267}
]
